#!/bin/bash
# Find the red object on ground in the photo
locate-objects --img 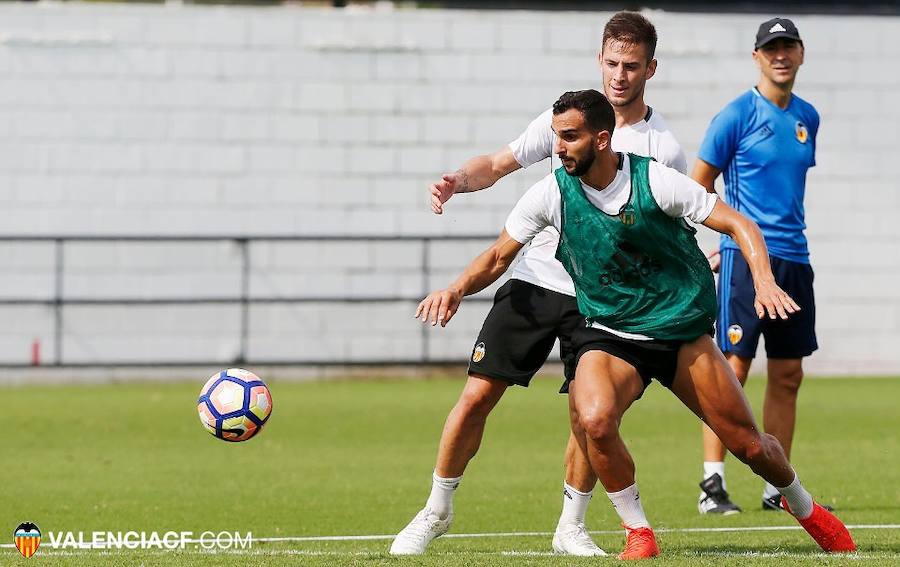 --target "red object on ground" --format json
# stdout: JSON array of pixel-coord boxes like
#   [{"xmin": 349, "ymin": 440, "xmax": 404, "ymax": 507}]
[{"xmin": 782, "ymin": 497, "xmax": 857, "ymax": 552}]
